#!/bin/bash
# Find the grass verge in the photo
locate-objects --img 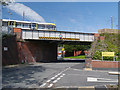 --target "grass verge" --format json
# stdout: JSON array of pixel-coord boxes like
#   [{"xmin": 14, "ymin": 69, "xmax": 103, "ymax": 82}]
[{"xmin": 64, "ymin": 55, "xmax": 85, "ymax": 59}]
